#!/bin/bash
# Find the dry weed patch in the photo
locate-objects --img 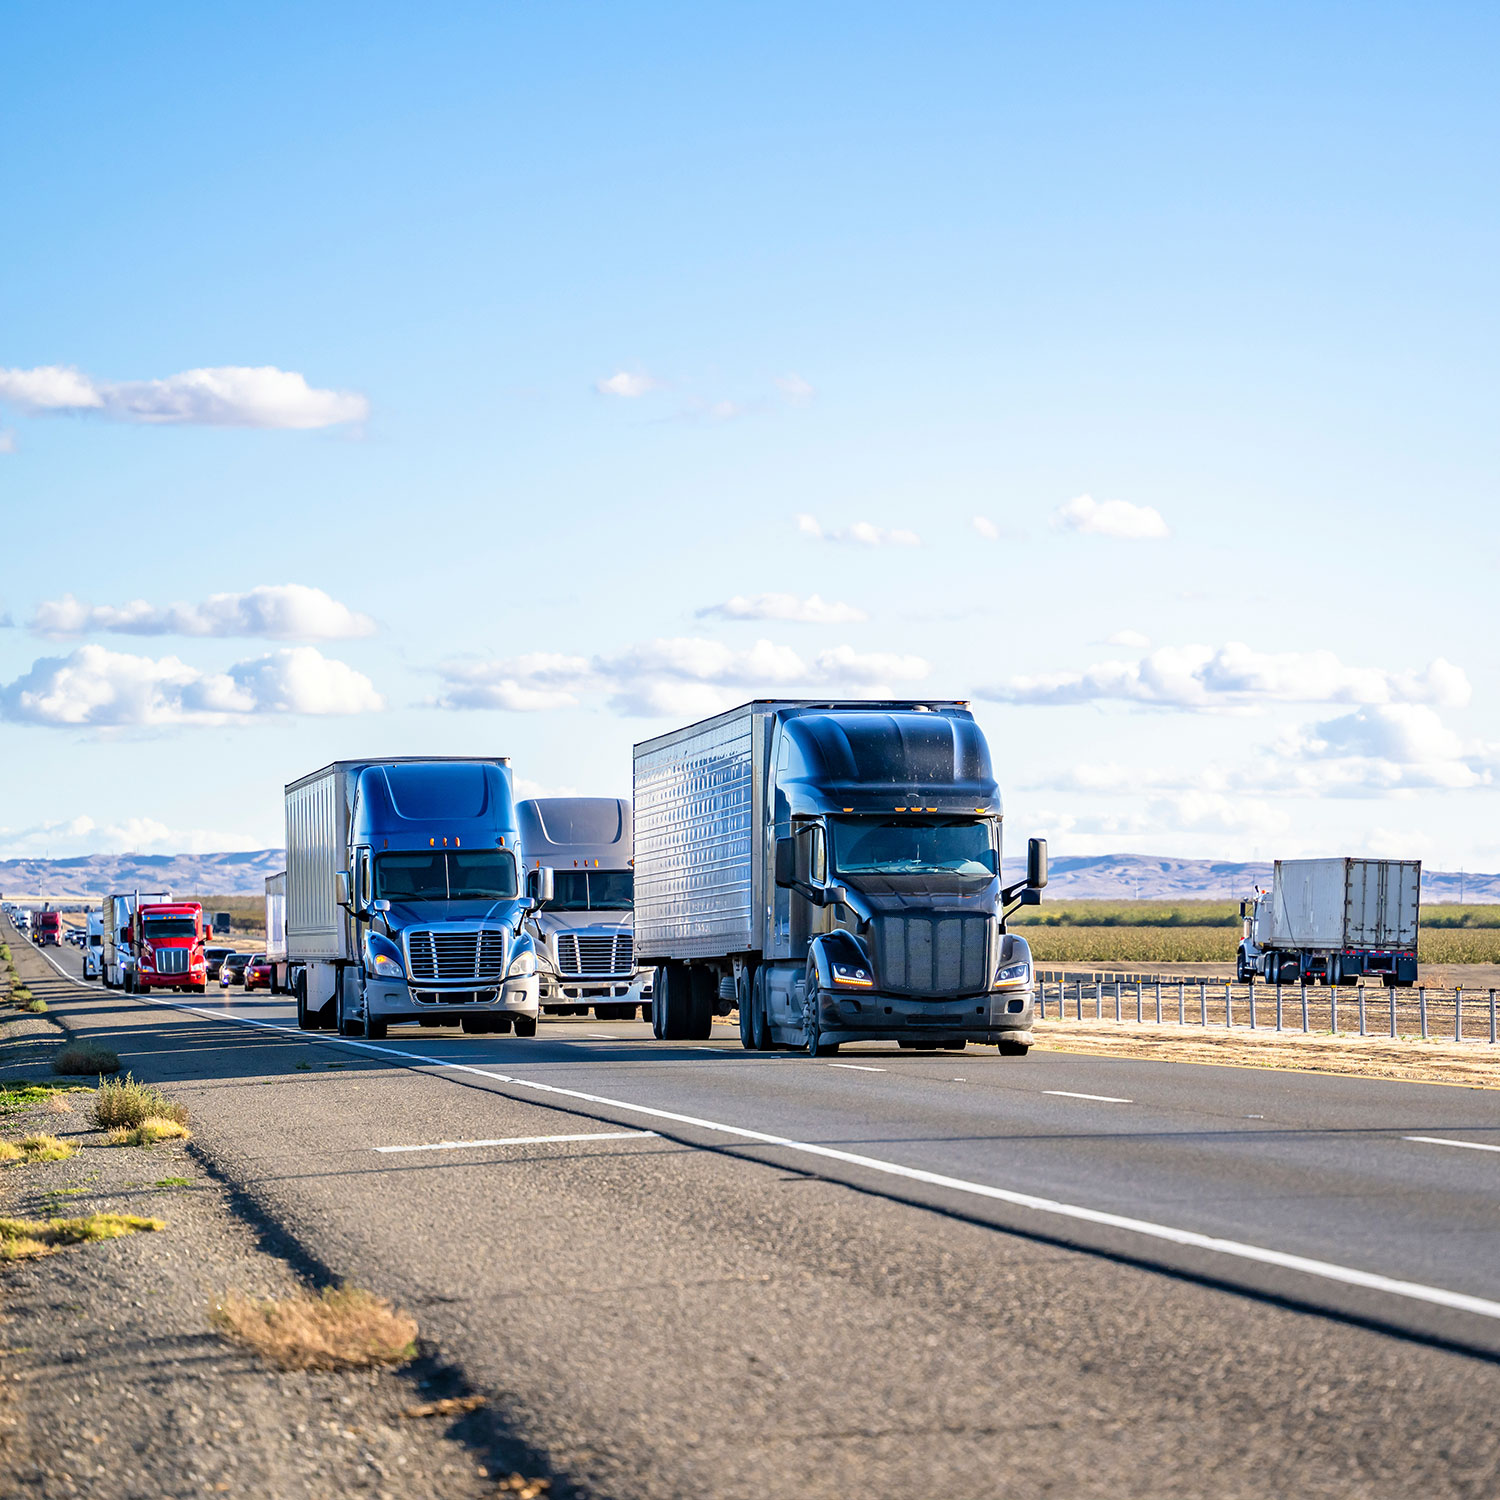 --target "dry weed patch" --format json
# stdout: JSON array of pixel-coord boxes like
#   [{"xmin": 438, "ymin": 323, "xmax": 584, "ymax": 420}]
[
  {"xmin": 15, "ymin": 1135, "xmax": 76, "ymax": 1163},
  {"xmin": 52, "ymin": 1043, "xmax": 120, "ymax": 1077},
  {"xmin": 106, "ymin": 1118, "xmax": 192, "ymax": 1147},
  {"xmin": 210, "ymin": 1286, "xmax": 418, "ymax": 1371},
  {"xmin": 0, "ymin": 1213, "xmax": 162, "ymax": 1260},
  {"xmin": 20, "ymin": 998, "xmax": 46, "ymax": 1014},
  {"xmin": 92, "ymin": 1075, "xmax": 187, "ymax": 1129}
]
